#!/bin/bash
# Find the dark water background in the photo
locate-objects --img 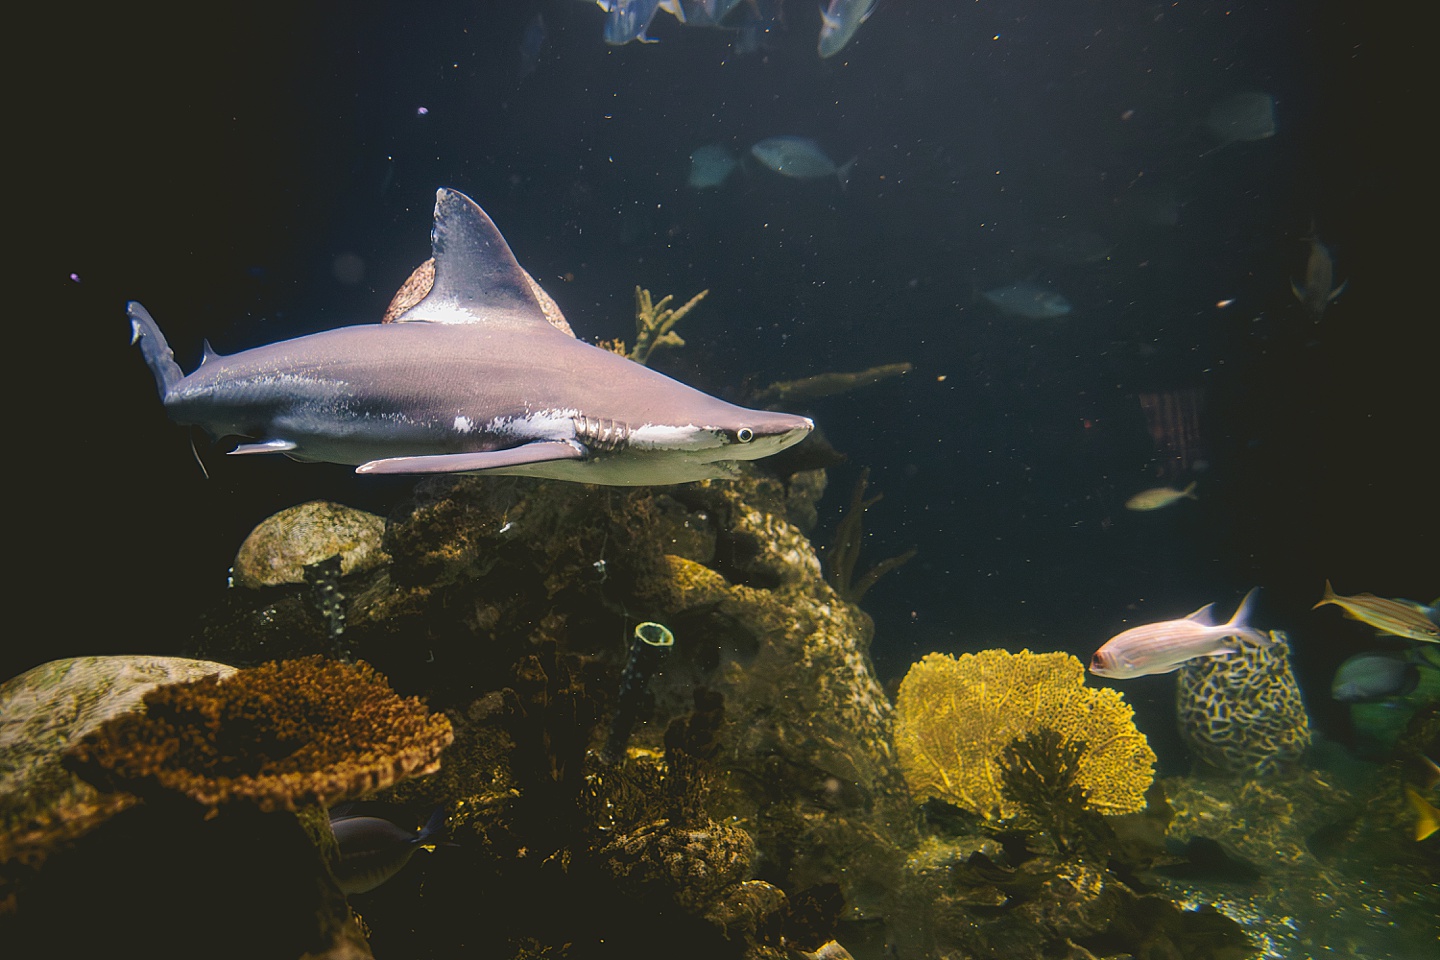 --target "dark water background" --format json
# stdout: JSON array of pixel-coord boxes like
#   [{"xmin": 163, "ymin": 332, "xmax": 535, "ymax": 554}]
[{"xmin": 18, "ymin": 1, "xmax": 1431, "ymax": 769}]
